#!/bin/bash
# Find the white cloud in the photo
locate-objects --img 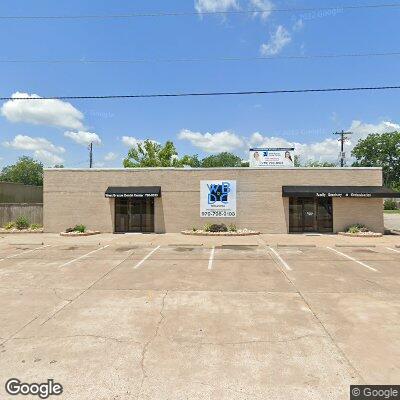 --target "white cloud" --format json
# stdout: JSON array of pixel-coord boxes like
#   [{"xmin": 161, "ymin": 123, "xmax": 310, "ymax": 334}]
[
  {"xmin": 121, "ymin": 136, "xmax": 141, "ymax": 147},
  {"xmin": 64, "ymin": 130, "xmax": 101, "ymax": 146},
  {"xmin": 3, "ymin": 134, "xmax": 65, "ymax": 154},
  {"xmin": 349, "ymin": 120, "xmax": 399, "ymax": 137},
  {"xmin": 260, "ymin": 25, "xmax": 291, "ymax": 56},
  {"xmin": 250, "ymin": 0, "xmax": 273, "ymax": 20},
  {"xmin": 249, "ymin": 132, "xmax": 342, "ymax": 163},
  {"xmin": 104, "ymin": 152, "xmax": 118, "ymax": 161},
  {"xmin": 121, "ymin": 136, "xmax": 159, "ymax": 148},
  {"xmin": 34, "ymin": 150, "xmax": 64, "ymax": 165},
  {"xmin": 248, "ymin": 120, "xmax": 400, "ymax": 163},
  {"xmin": 2, "ymin": 134, "xmax": 65, "ymax": 165},
  {"xmin": 1, "ymin": 92, "xmax": 84, "ymax": 130},
  {"xmin": 195, "ymin": 0, "xmax": 239, "ymax": 13},
  {"xmin": 178, "ymin": 129, "xmax": 245, "ymax": 153}
]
